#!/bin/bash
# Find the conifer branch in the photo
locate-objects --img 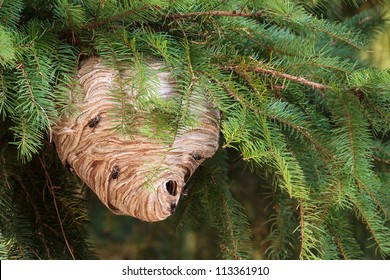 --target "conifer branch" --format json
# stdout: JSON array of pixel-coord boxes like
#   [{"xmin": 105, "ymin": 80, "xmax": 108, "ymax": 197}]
[
  {"xmin": 0, "ymin": 73, "xmax": 5, "ymax": 116},
  {"xmin": 333, "ymin": 233, "xmax": 348, "ymax": 259},
  {"xmin": 17, "ymin": 179, "xmax": 51, "ymax": 259},
  {"xmin": 317, "ymin": 191, "xmax": 335, "ymax": 226},
  {"xmin": 342, "ymin": 101, "xmax": 356, "ymax": 175},
  {"xmin": 175, "ymin": 189, "xmax": 195, "ymax": 230},
  {"xmin": 298, "ymin": 198, "xmax": 305, "ymax": 259},
  {"xmin": 179, "ymin": 37, "xmax": 196, "ymax": 127},
  {"xmin": 165, "ymin": 10, "xmax": 264, "ymax": 20},
  {"xmin": 221, "ymin": 195, "xmax": 241, "ymax": 260},
  {"xmin": 235, "ymin": 28, "xmax": 294, "ymax": 57},
  {"xmin": 38, "ymin": 156, "xmax": 75, "ymax": 260},
  {"xmin": 315, "ymin": 26, "xmax": 361, "ymax": 50},
  {"xmin": 355, "ymin": 89, "xmax": 390, "ymax": 123},
  {"xmin": 356, "ymin": 178, "xmax": 388, "ymax": 217},
  {"xmin": 17, "ymin": 62, "xmax": 53, "ymax": 138},
  {"xmin": 291, "ymin": 60, "xmax": 352, "ymax": 75},
  {"xmin": 370, "ymin": 155, "xmax": 390, "ymax": 165},
  {"xmin": 351, "ymin": 199, "xmax": 384, "ymax": 253},
  {"xmin": 209, "ymin": 74, "xmax": 334, "ymax": 162},
  {"xmin": 223, "ymin": 65, "xmax": 333, "ymax": 91},
  {"xmin": 85, "ymin": 5, "xmax": 149, "ymax": 29}
]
